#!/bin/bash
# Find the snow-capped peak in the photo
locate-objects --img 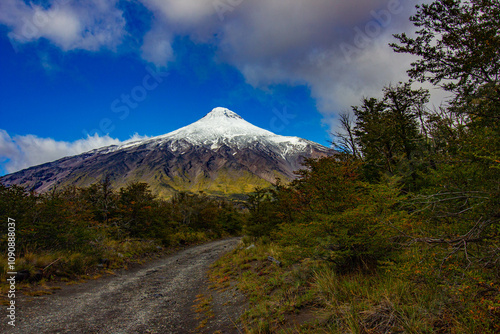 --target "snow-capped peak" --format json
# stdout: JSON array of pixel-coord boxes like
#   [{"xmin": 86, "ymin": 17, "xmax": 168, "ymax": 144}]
[
  {"xmin": 1, "ymin": 108, "xmax": 335, "ymax": 195},
  {"xmin": 160, "ymin": 107, "xmax": 276, "ymax": 142},
  {"xmin": 202, "ymin": 107, "xmax": 243, "ymax": 120},
  {"xmin": 95, "ymin": 107, "xmax": 331, "ymax": 157}
]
